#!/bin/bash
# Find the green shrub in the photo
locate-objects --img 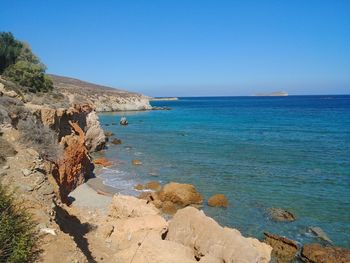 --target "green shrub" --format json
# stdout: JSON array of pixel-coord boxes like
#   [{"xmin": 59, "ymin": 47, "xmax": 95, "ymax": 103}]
[
  {"xmin": 0, "ymin": 183, "xmax": 37, "ymax": 263},
  {"xmin": 3, "ymin": 61, "xmax": 53, "ymax": 93}
]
